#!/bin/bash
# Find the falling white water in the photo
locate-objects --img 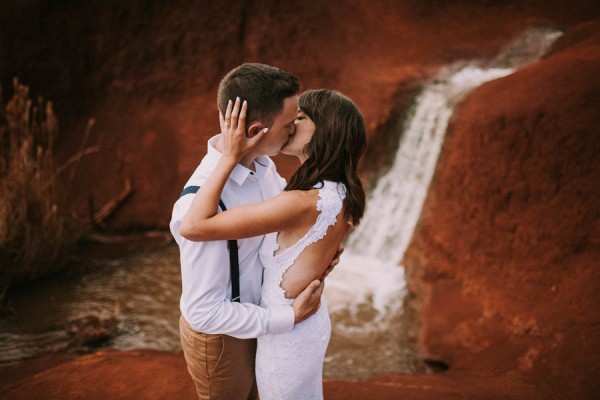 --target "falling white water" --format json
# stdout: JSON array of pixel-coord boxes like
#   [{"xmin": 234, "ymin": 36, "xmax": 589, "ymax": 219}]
[
  {"xmin": 347, "ymin": 66, "xmax": 515, "ymax": 264},
  {"xmin": 325, "ymin": 66, "xmax": 516, "ymax": 330},
  {"xmin": 323, "ymin": 28, "xmax": 563, "ymax": 344}
]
